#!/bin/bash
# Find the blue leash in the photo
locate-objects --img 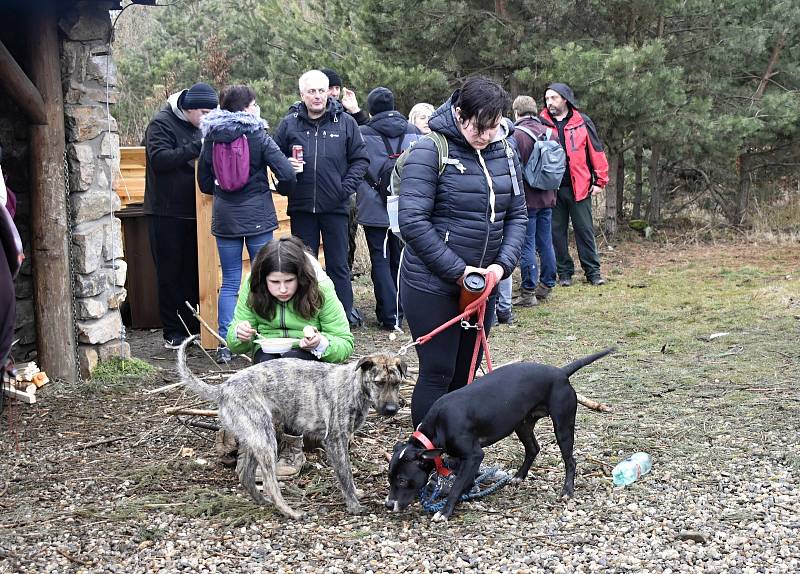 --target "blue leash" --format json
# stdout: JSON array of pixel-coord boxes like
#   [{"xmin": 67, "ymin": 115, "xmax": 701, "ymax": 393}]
[{"xmin": 419, "ymin": 464, "xmax": 512, "ymax": 514}]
